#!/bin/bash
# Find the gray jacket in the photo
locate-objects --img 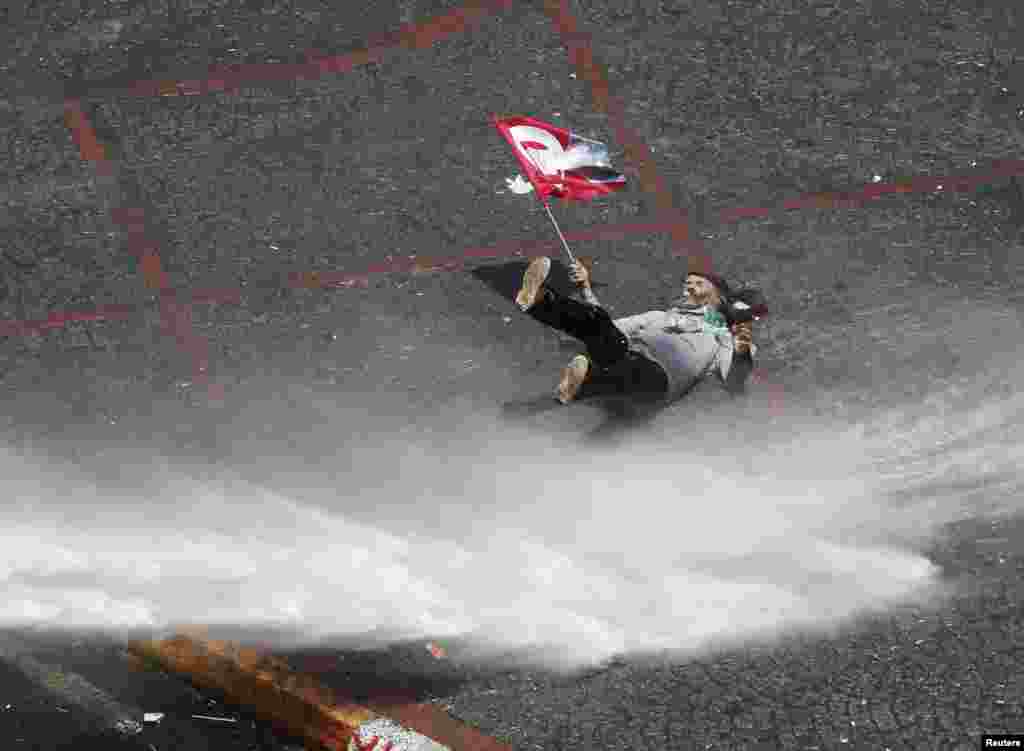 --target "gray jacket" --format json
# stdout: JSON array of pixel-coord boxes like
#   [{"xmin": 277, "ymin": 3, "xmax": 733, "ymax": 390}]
[{"xmin": 583, "ymin": 288, "xmax": 756, "ymax": 401}]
